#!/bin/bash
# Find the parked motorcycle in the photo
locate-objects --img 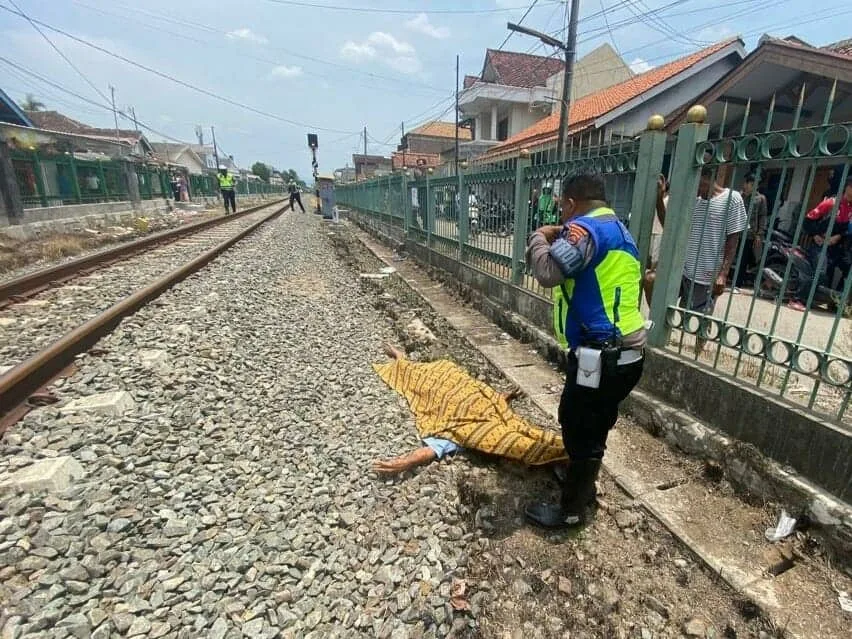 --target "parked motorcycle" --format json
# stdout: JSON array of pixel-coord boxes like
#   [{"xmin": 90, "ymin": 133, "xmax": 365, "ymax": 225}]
[
  {"xmin": 760, "ymin": 229, "xmax": 846, "ymax": 309},
  {"xmin": 480, "ymin": 200, "xmax": 514, "ymax": 236}
]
